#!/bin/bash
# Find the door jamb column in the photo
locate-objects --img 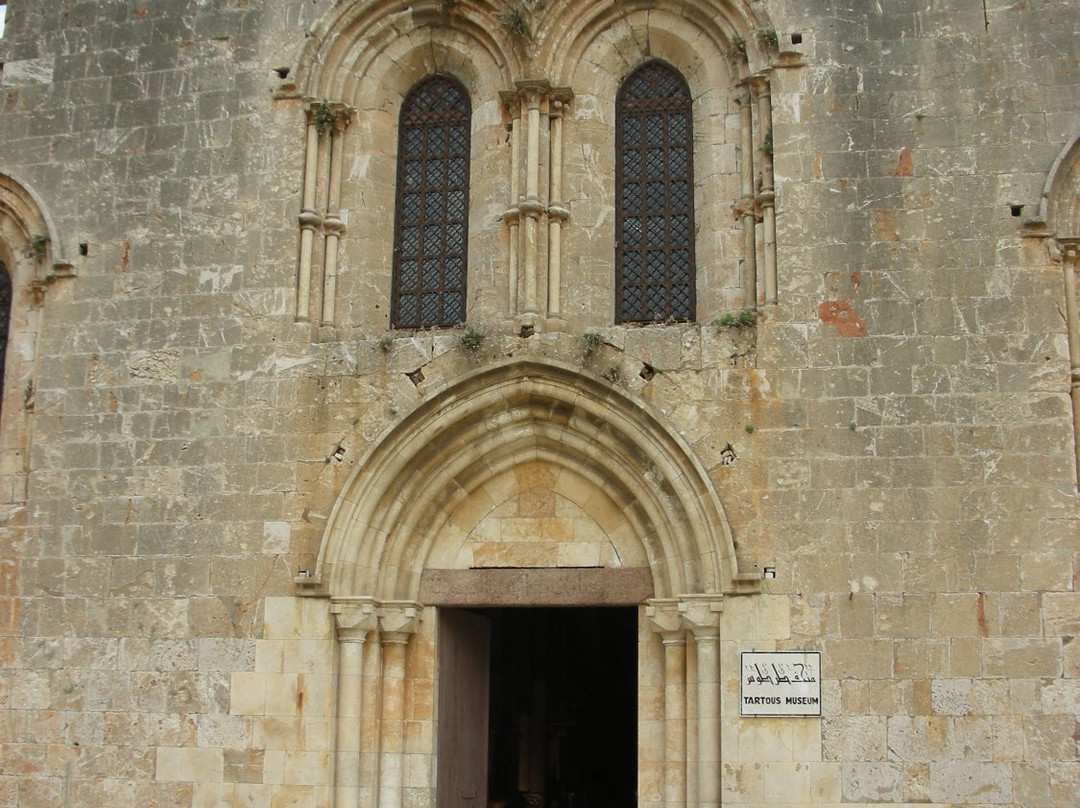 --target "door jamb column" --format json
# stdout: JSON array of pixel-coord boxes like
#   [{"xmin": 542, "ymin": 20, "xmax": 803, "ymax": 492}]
[
  {"xmin": 331, "ymin": 597, "xmax": 379, "ymax": 808},
  {"xmin": 680, "ymin": 596, "xmax": 723, "ymax": 808},
  {"xmin": 376, "ymin": 602, "xmax": 422, "ymax": 808},
  {"xmin": 647, "ymin": 600, "xmax": 687, "ymax": 808}
]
